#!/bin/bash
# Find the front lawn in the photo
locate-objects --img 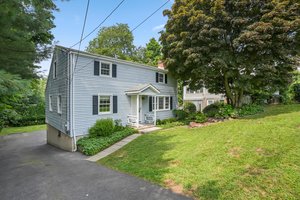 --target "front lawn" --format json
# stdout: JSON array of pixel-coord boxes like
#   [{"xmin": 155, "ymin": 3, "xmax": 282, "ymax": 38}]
[
  {"xmin": 99, "ymin": 104, "xmax": 300, "ymax": 199},
  {"xmin": 0, "ymin": 124, "xmax": 46, "ymax": 136}
]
